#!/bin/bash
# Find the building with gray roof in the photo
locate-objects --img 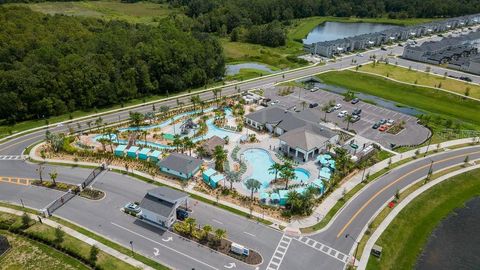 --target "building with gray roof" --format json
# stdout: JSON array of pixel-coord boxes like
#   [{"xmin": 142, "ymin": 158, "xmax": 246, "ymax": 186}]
[
  {"xmin": 157, "ymin": 153, "xmax": 203, "ymax": 180},
  {"xmin": 305, "ymin": 14, "xmax": 480, "ymax": 57},
  {"xmin": 245, "ymin": 106, "xmax": 339, "ymax": 161},
  {"xmin": 139, "ymin": 187, "xmax": 189, "ymax": 228}
]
